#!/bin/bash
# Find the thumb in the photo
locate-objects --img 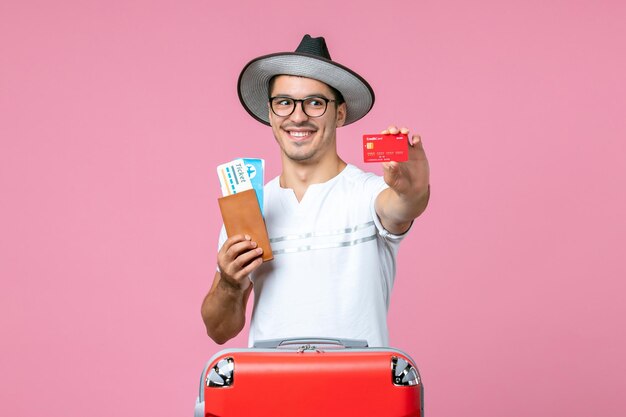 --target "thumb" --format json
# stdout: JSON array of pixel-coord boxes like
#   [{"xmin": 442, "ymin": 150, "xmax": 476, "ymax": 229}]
[{"xmin": 382, "ymin": 161, "xmax": 399, "ymax": 171}]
